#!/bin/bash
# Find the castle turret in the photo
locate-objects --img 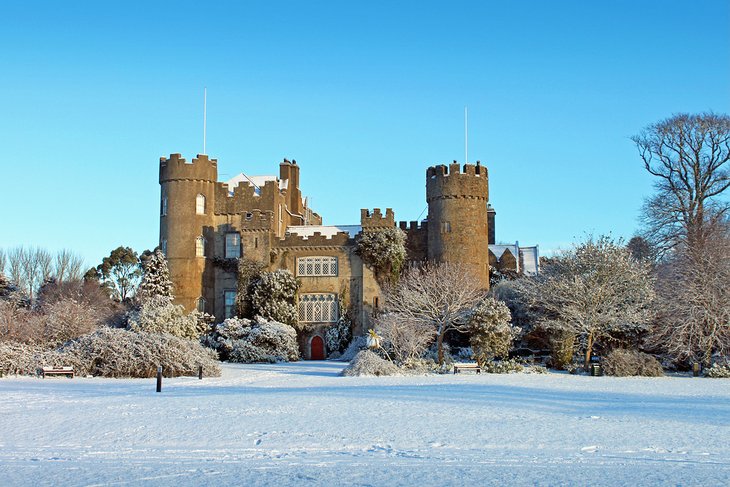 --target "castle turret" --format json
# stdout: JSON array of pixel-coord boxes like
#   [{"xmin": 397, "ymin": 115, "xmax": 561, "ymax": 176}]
[
  {"xmin": 426, "ymin": 161, "xmax": 490, "ymax": 288},
  {"xmin": 159, "ymin": 153, "xmax": 217, "ymax": 312}
]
